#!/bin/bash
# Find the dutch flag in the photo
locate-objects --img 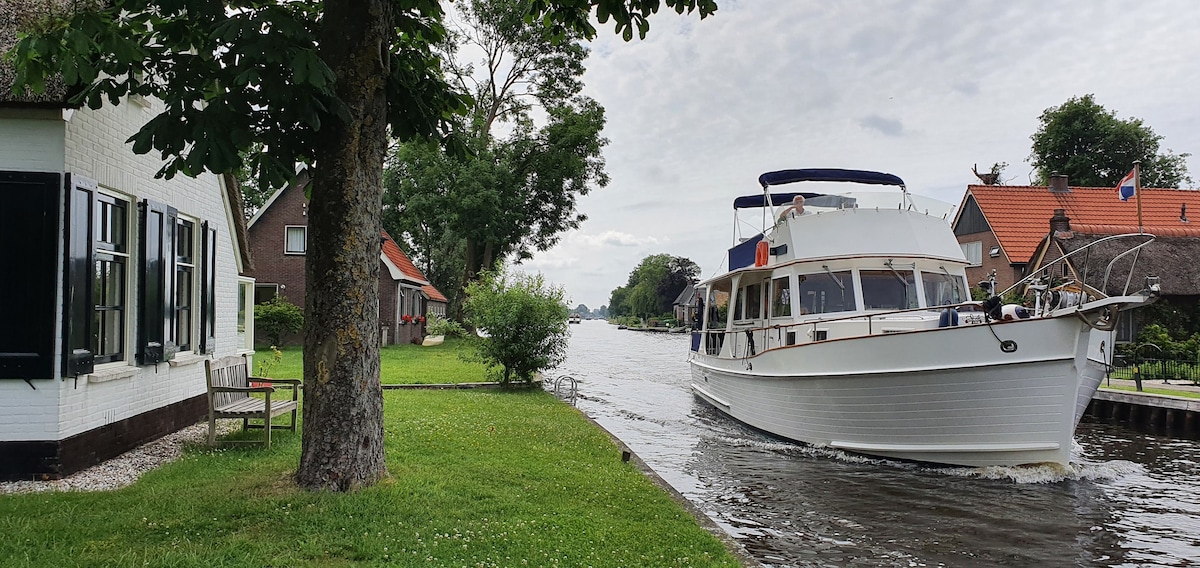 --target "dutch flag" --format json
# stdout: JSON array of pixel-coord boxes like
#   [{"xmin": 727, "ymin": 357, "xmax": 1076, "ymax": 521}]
[{"xmin": 1118, "ymin": 168, "xmax": 1137, "ymax": 201}]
